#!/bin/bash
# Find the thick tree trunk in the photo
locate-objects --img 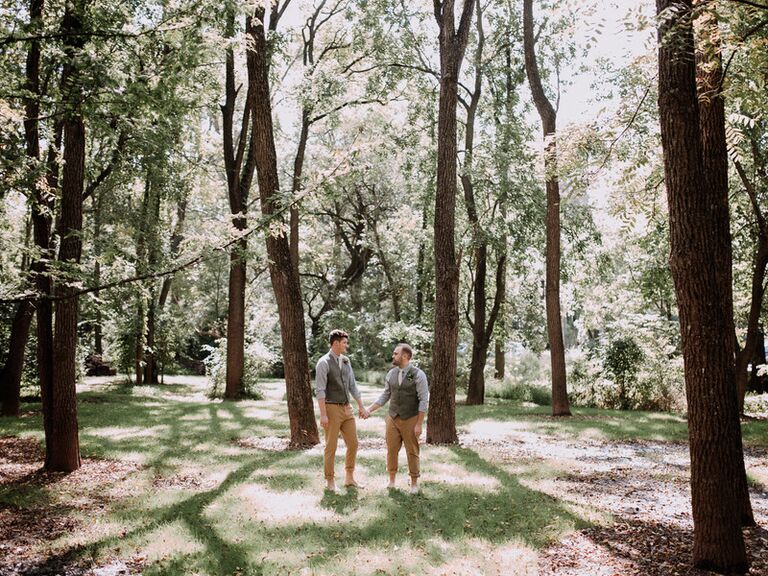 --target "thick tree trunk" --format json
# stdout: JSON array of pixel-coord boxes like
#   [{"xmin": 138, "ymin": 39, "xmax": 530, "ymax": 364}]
[
  {"xmin": 248, "ymin": 8, "xmax": 318, "ymax": 447},
  {"xmin": 429, "ymin": 0, "xmax": 475, "ymax": 444},
  {"xmin": 694, "ymin": 3, "xmax": 755, "ymax": 527},
  {"xmin": 0, "ymin": 303, "xmax": 35, "ymax": 416},
  {"xmin": 46, "ymin": 2, "xmax": 86, "ymax": 471},
  {"xmin": 523, "ymin": 0, "xmax": 570, "ymax": 416},
  {"xmin": 657, "ymin": 0, "xmax": 748, "ymax": 571}
]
